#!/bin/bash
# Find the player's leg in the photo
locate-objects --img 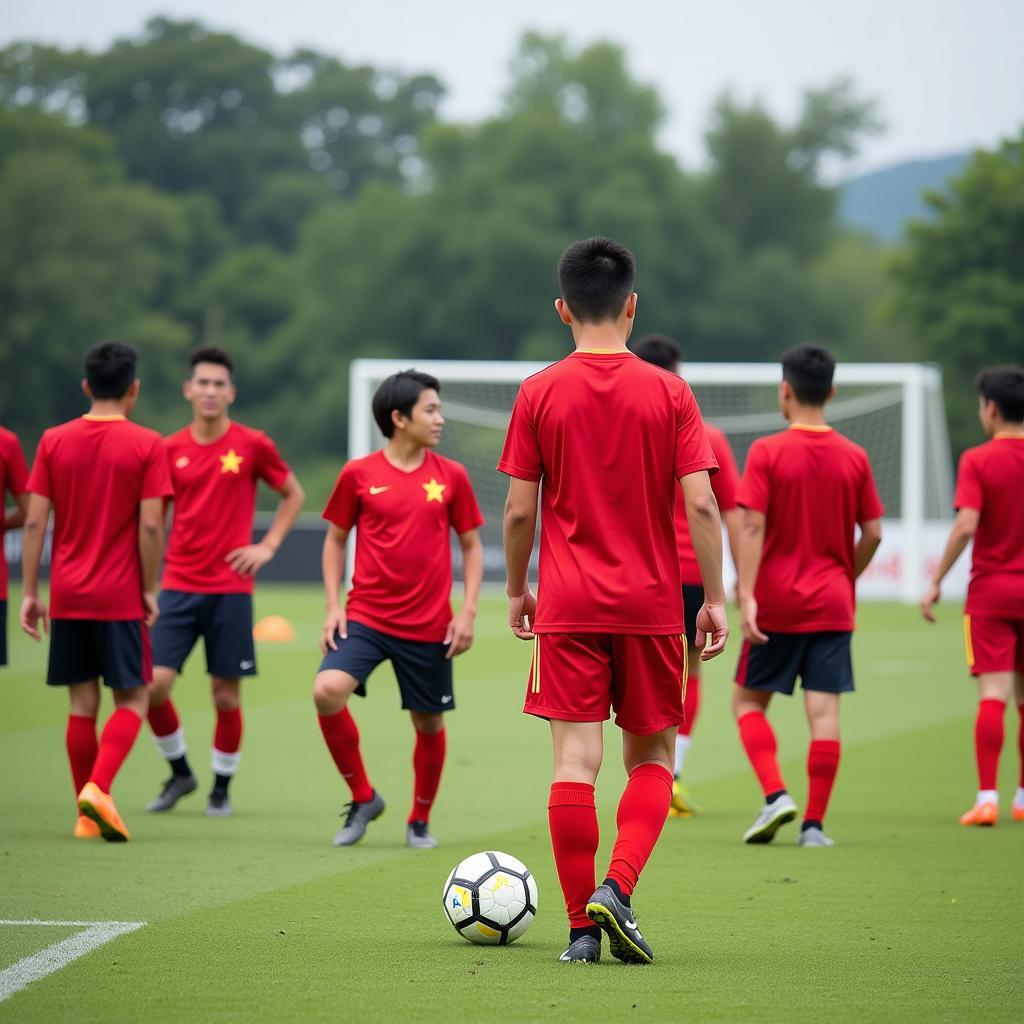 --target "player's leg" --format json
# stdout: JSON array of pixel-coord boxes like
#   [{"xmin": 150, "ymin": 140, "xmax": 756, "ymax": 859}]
[
  {"xmin": 1013, "ymin": 662, "xmax": 1024, "ymax": 822},
  {"xmin": 734, "ymin": 634, "xmax": 800, "ymax": 843},
  {"xmin": 406, "ymin": 711, "xmax": 445, "ymax": 848},
  {"xmin": 206, "ymin": 676, "xmax": 241, "ymax": 816},
  {"xmin": 313, "ymin": 621, "xmax": 386, "ymax": 845},
  {"xmin": 146, "ymin": 591, "xmax": 201, "ymax": 810},
  {"xmin": 672, "ymin": 585, "xmax": 704, "ymax": 816}
]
